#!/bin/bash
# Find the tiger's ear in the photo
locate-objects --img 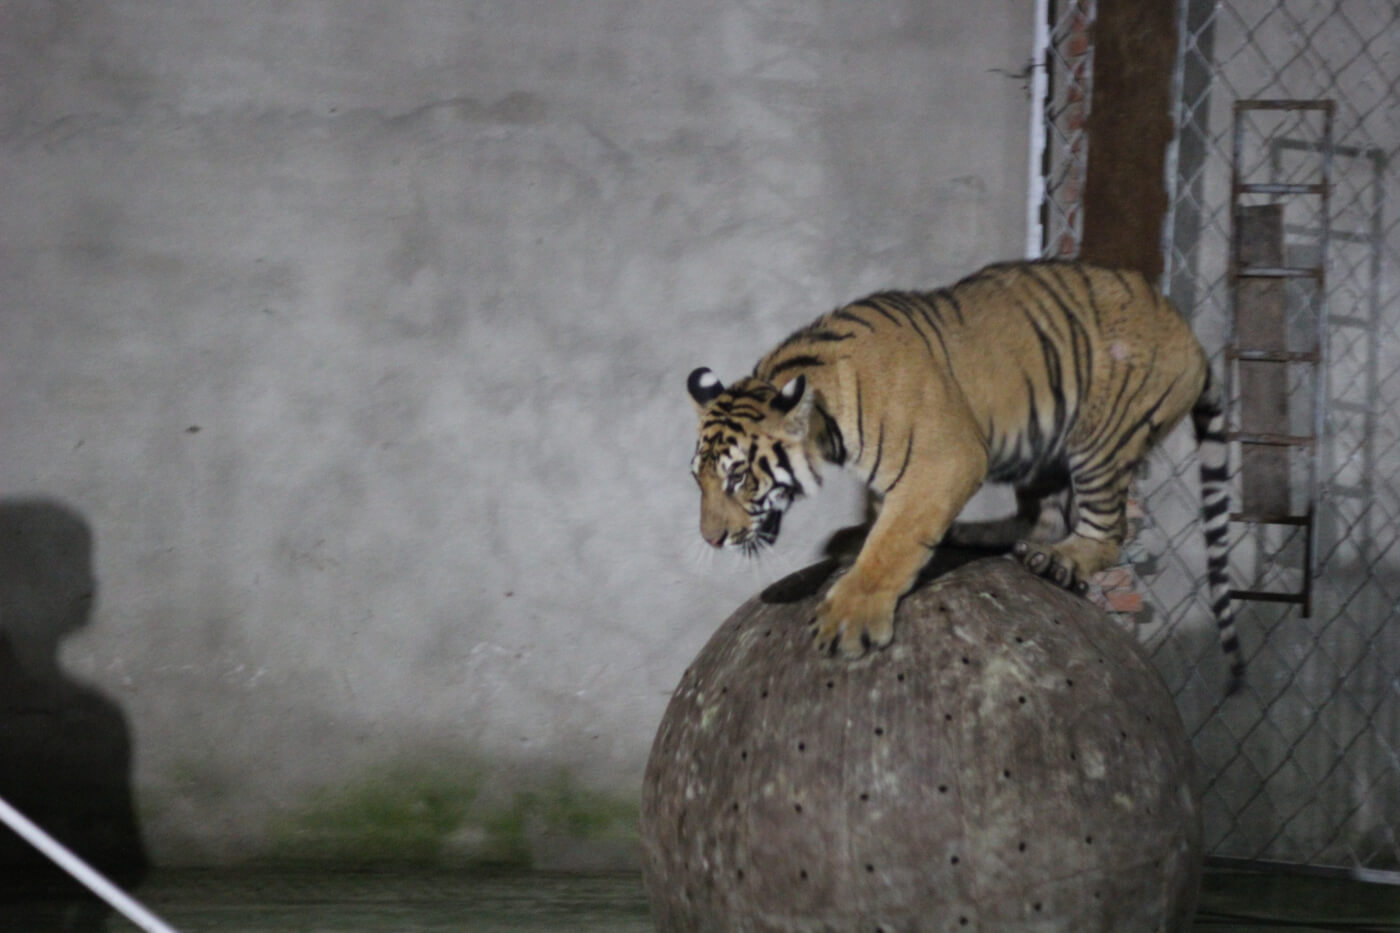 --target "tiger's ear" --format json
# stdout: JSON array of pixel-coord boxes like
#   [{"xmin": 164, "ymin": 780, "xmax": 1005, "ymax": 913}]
[
  {"xmin": 687, "ymin": 367, "xmax": 724, "ymax": 412},
  {"xmin": 771, "ymin": 375, "xmax": 814, "ymax": 436},
  {"xmin": 769, "ymin": 374, "xmax": 805, "ymax": 413}
]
